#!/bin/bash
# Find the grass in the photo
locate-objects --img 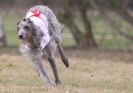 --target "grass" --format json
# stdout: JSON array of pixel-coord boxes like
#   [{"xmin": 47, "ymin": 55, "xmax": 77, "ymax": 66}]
[{"xmin": 0, "ymin": 50, "xmax": 133, "ymax": 93}]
